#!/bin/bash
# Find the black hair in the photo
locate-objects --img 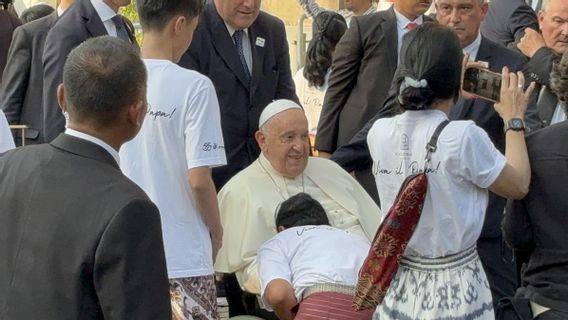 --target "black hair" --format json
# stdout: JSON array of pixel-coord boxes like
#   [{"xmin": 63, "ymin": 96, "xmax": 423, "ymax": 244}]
[
  {"xmin": 303, "ymin": 11, "xmax": 347, "ymax": 88},
  {"xmin": 137, "ymin": 0, "xmax": 204, "ymax": 31},
  {"xmin": 395, "ymin": 22, "xmax": 463, "ymax": 111},
  {"xmin": 275, "ymin": 193, "xmax": 330, "ymax": 229},
  {"xmin": 20, "ymin": 4, "xmax": 54, "ymax": 24},
  {"xmin": 63, "ymin": 36, "xmax": 146, "ymax": 127}
]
